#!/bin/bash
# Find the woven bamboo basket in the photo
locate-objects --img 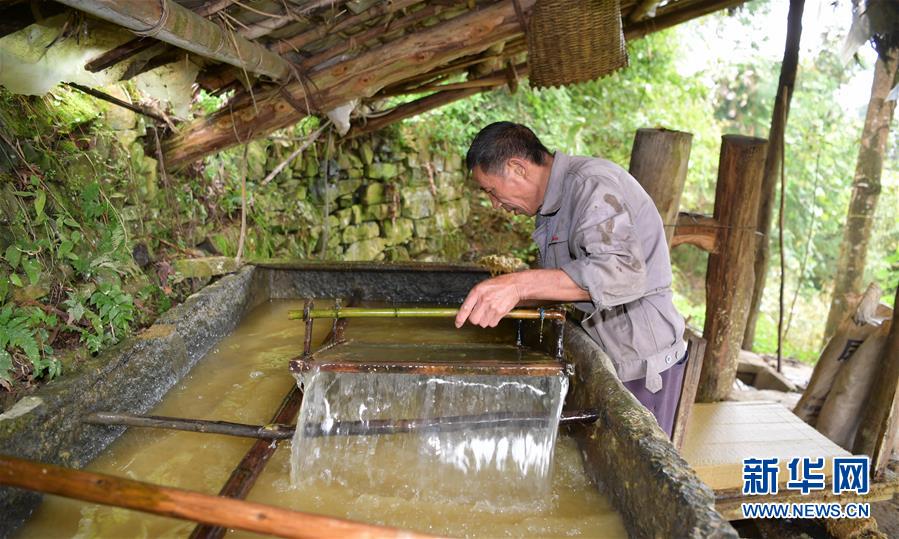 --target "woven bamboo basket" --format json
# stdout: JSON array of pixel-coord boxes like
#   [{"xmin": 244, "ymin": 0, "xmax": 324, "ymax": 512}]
[{"xmin": 527, "ymin": 0, "xmax": 629, "ymax": 89}]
